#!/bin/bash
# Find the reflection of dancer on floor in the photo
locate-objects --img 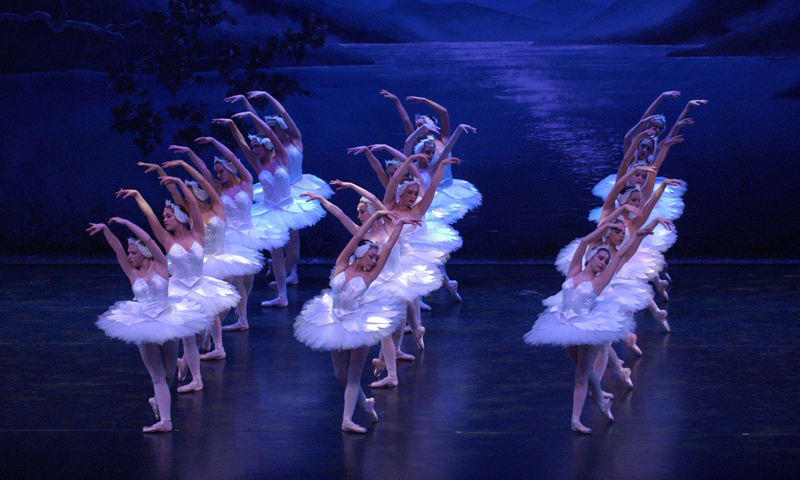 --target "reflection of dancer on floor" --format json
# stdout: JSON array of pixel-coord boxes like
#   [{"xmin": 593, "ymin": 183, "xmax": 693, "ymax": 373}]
[
  {"xmin": 117, "ymin": 181, "xmax": 239, "ymax": 393},
  {"xmin": 90, "ymin": 218, "xmax": 207, "ymax": 433},
  {"xmin": 525, "ymin": 222, "xmax": 654, "ymax": 434},
  {"xmin": 294, "ymin": 211, "xmax": 415, "ymax": 433}
]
